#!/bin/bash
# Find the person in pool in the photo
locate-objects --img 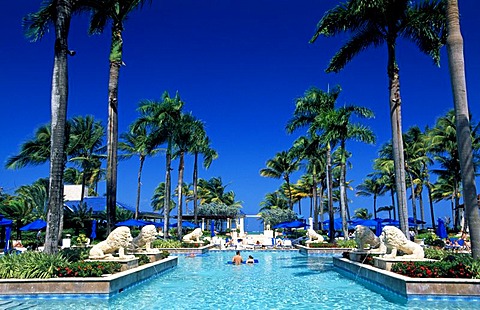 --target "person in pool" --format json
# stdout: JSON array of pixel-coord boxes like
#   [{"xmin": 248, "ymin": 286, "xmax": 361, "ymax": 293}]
[
  {"xmin": 246, "ymin": 255, "xmax": 255, "ymax": 264},
  {"xmin": 232, "ymin": 250, "xmax": 243, "ymax": 265}
]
